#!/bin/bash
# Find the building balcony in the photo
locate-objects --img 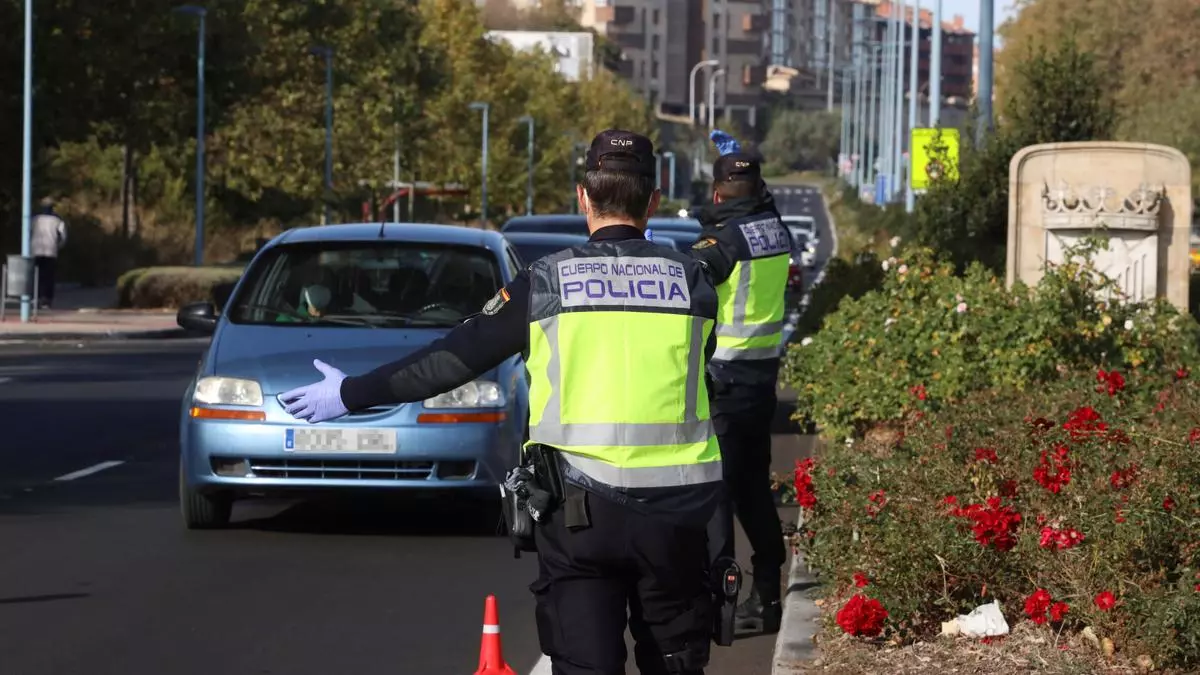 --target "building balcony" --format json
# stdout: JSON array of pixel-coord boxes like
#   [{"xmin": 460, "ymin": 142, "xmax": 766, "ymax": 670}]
[{"xmin": 612, "ymin": 31, "xmax": 646, "ymax": 50}]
